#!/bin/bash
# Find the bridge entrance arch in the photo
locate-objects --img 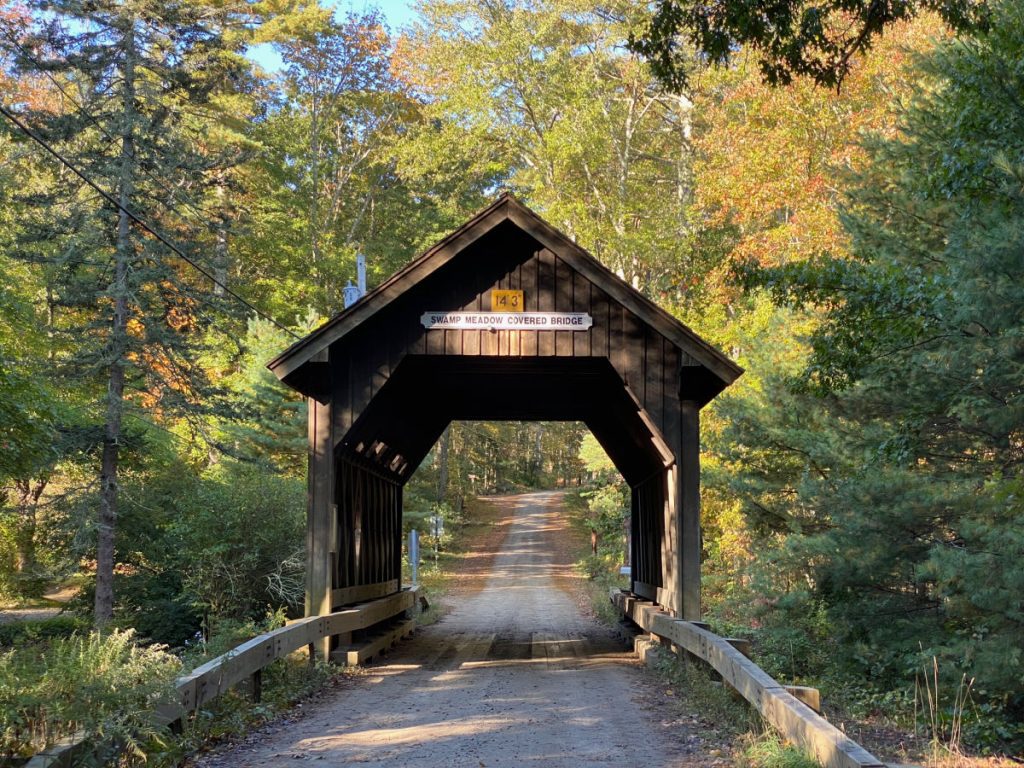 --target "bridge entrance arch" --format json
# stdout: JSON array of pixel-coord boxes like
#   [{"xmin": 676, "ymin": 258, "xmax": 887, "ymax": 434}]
[{"xmin": 269, "ymin": 195, "xmax": 742, "ymax": 657}]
